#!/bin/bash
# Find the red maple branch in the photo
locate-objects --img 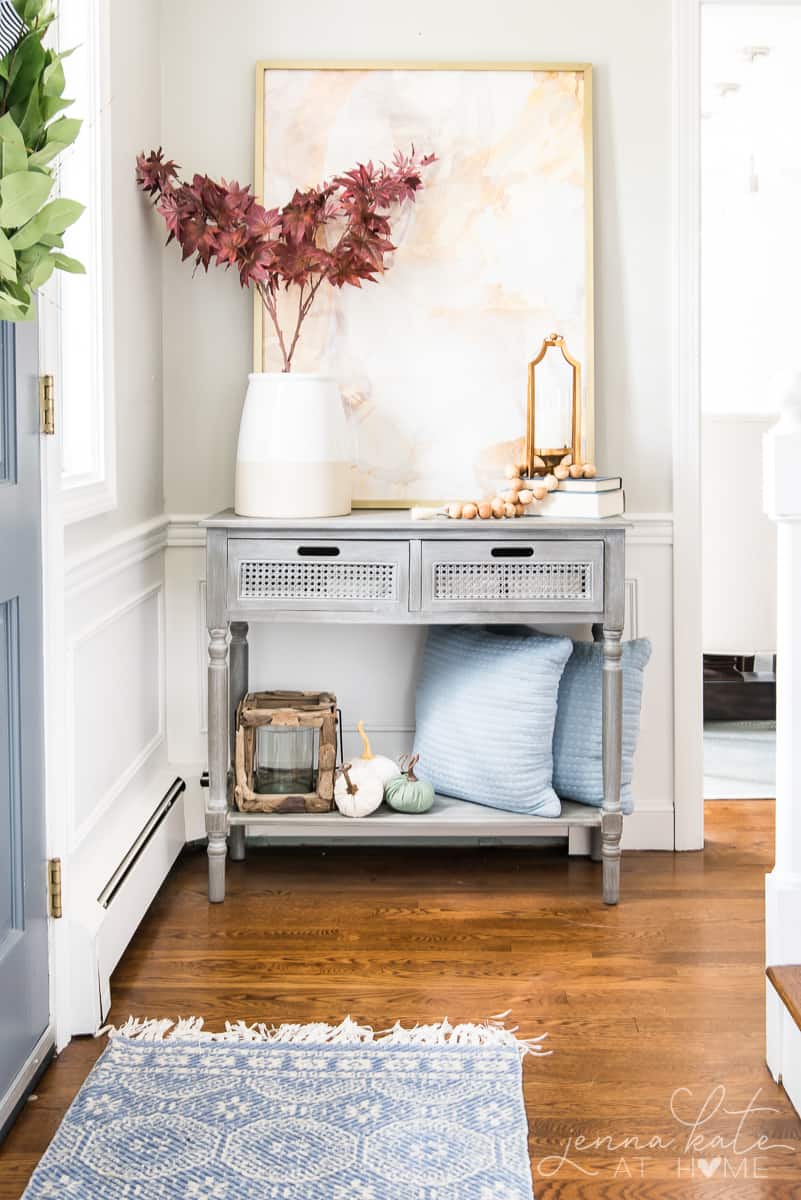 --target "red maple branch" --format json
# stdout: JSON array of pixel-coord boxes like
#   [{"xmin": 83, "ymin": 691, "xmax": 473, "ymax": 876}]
[{"xmin": 136, "ymin": 146, "xmax": 436, "ymax": 372}]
